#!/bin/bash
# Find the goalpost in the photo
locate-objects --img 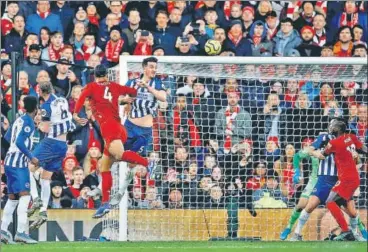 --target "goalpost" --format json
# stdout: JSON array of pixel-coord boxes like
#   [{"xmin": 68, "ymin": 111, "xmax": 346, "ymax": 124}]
[{"xmin": 106, "ymin": 56, "xmax": 367, "ymax": 241}]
